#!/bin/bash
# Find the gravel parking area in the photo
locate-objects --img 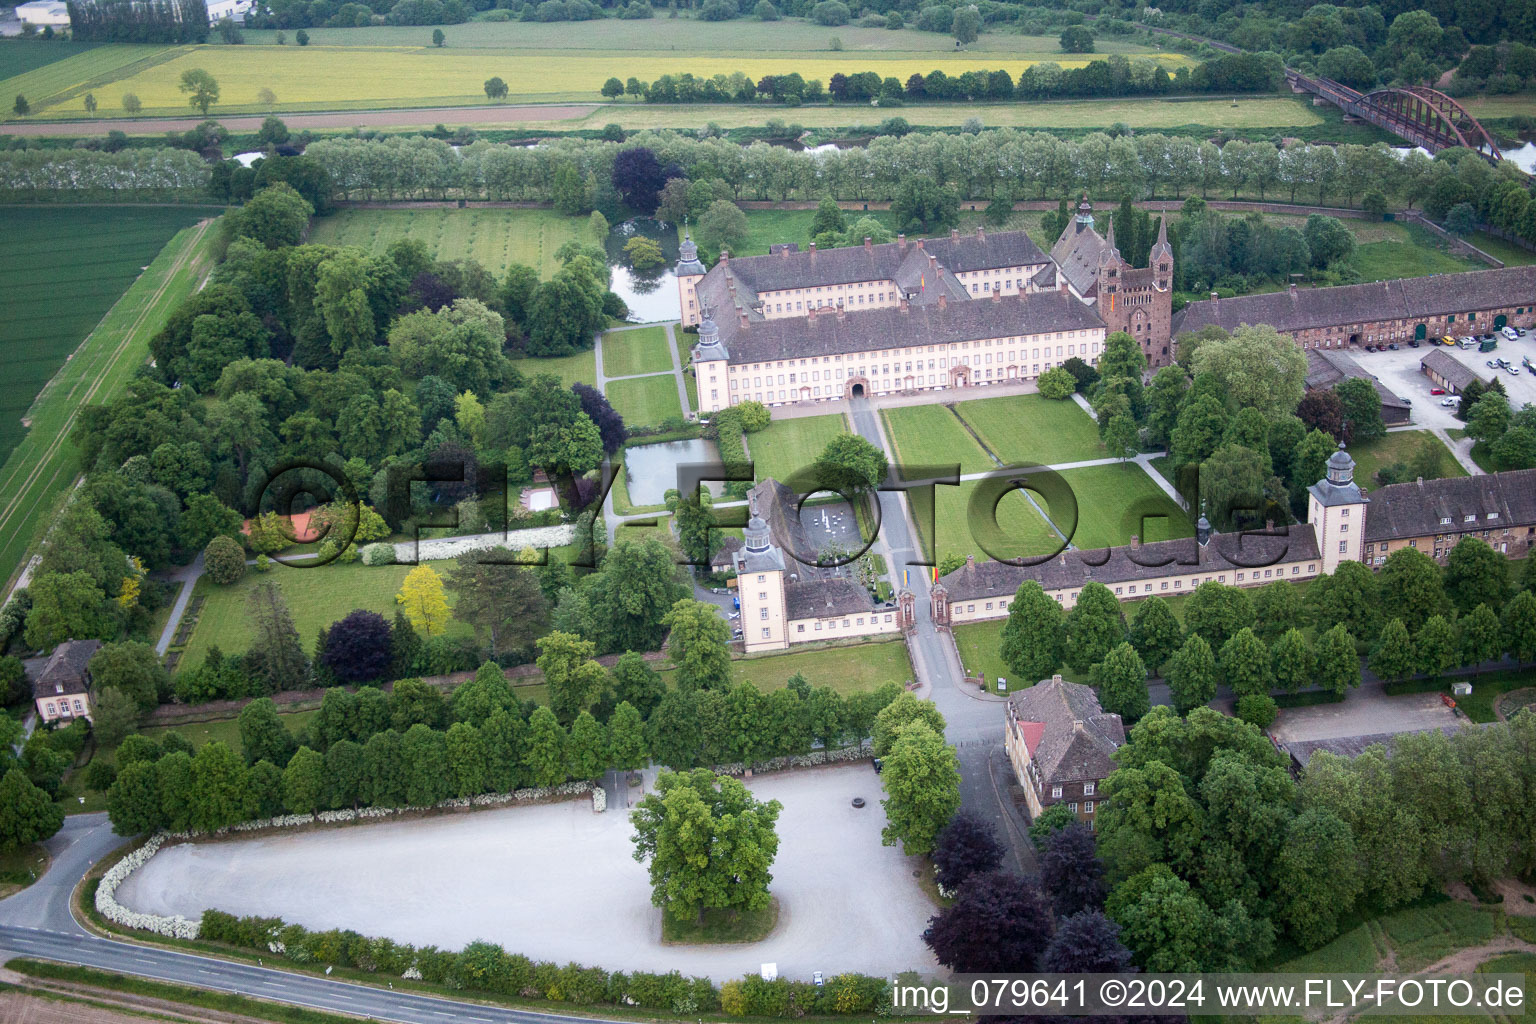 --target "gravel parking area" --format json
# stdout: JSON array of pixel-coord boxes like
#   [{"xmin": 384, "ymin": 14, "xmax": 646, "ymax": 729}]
[
  {"xmin": 1269, "ymin": 681, "xmax": 1458, "ymax": 745},
  {"xmin": 115, "ymin": 764, "xmax": 939, "ymax": 983},
  {"xmin": 1350, "ymin": 338, "xmax": 1536, "ymax": 429}
]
